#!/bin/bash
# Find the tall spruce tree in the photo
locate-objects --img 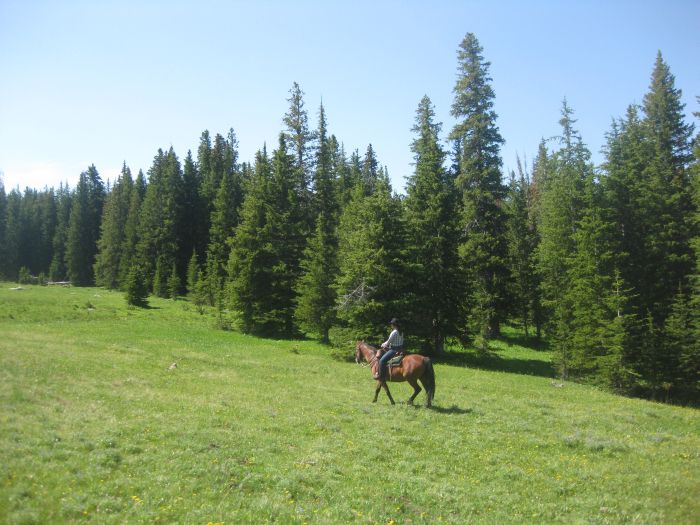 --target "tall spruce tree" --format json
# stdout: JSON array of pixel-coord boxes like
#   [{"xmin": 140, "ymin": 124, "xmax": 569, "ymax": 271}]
[
  {"xmin": 66, "ymin": 165, "xmax": 104, "ymax": 285},
  {"xmin": 449, "ymin": 32, "xmax": 509, "ymax": 349},
  {"xmin": 4, "ymin": 189, "xmax": 21, "ymax": 279},
  {"xmin": 181, "ymin": 151, "xmax": 207, "ymax": 275},
  {"xmin": 536, "ymin": 101, "xmax": 591, "ymax": 377},
  {"xmin": 0, "ymin": 179, "xmax": 7, "ymax": 279},
  {"xmin": 283, "ymin": 82, "xmax": 315, "ymax": 234},
  {"xmin": 94, "ymin": 163, "xmax": 133, "ymax": 289},
  {"xmin": 685, "ymin": 100, "xmax": 700, "ymax": 400},
  {"xmin": 10, "ymin": 188, "xmax": 55, "ymax": 277},
  {"xmin": 295, "ymin": 103, "xmax": 339, "ymax": 342},
  {"xmin": 640, "ymin": 52, "xmax": 695, "ymax": 322},
  {"xmin": 331, "ymin": 137, "xmax": 353, "ymax": 209},
  {"xmin": 360, "ymin": 144, "xmax": 381, "ymax": 196},
  {"xmin": 334, "ymin": 175, "xmax": 406, "ymax": 340},
  {"xmin": 283, "ymin": 83, "xmax": 315, "ymax": 191},
  {"xmin": 404, "ymin": 95, "xmax": 462, "ymax": 353},
  {"xmin": 36, "ymin": 188, "xmax": 56, "ymax": 275},
  {"xmin": 118, "ymin": 170, "xmax": 145, "ymax": 288},
  {"xmin": 49, "ymin": 182, "xmax": 72, "ymax": 281},
  {"xmin": 602, "ymin": 54, "xmax": 695, "ymax": 397},
  {"xmin": 227, "ymin": 137, "xmax": 305, "ymax": 337},
  {"xmin": 136, "ymin": 148, "xmax": 183, "ymax": 294},
  {"xmin": 565, "ymin": 159, "xmax": 626, "ymax": 381},
  {"xmin": 203, "ymin": 131, "xmax": 242, "ymax": 292},
  {"xmin": 226, "ymin": 149, "xmax": 272, "ymax": 334},
  {"xmin": 505, "ymin": 159, "xmax": 541, "ymax": 338}
]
